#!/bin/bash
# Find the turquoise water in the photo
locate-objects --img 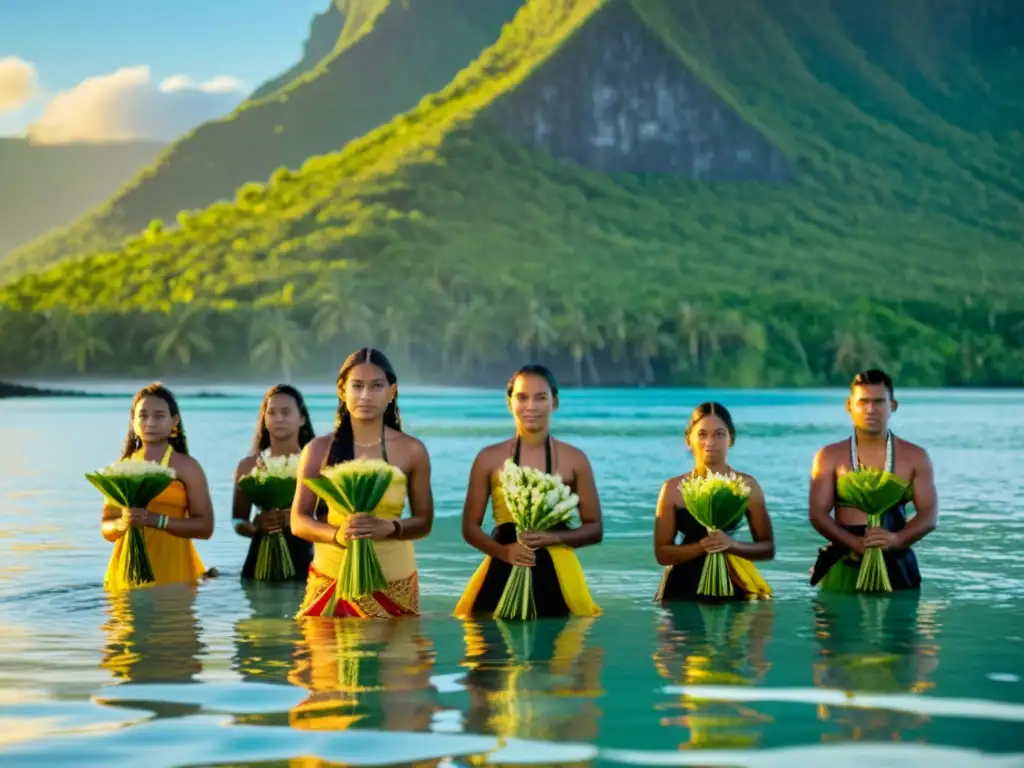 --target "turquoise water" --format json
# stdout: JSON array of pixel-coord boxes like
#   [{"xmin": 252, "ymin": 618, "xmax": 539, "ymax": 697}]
[{"xmin": 1, "ymin": 386, "xmax": 1023, "ymax": 766}]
